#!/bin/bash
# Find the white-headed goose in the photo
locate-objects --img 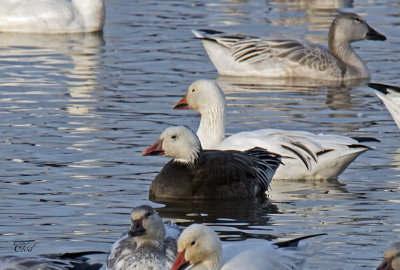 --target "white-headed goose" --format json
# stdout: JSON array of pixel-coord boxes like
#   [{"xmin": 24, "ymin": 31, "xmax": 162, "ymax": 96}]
[
  {"xmin": 171, "ymin": 224, "xmax": 323, "ymax": 270},
  {"xmin": 192, "ymin": 13, "xmax": 385, "ymax": 80},
  {"xmin": 142, "ymin": 126, "xmax": 281, "ymax": 200},
  {"xmin": 174, "ymin": 80, "xmax": 377, "ymax": 180},
  {"xmin": 107, "ymin": 205, "xmax": 181, "ymax": 270}
]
